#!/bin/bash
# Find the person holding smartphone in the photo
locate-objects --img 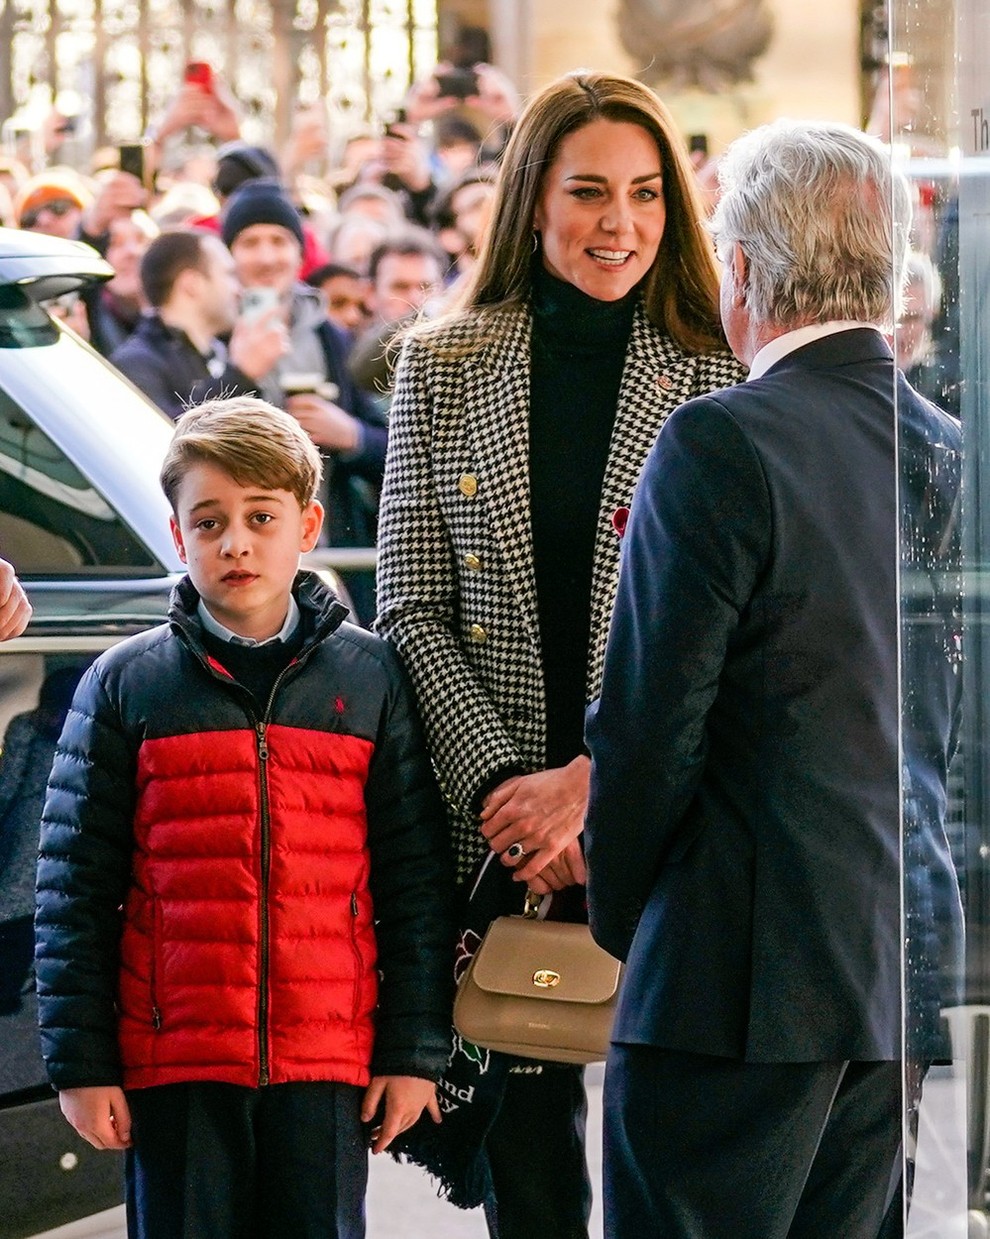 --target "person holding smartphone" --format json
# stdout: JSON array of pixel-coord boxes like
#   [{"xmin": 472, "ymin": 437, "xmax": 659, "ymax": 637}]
[
  {"xmin": 220, "ymin": 179, "xmax": 389, "ymax": 623},
  {"xmin": 141, "ymin": 63, "xmax": 241, "ymax": 164},
  {"xmin": 111, "ymin": 230, "xmax": 288, "ymax": 420}
]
